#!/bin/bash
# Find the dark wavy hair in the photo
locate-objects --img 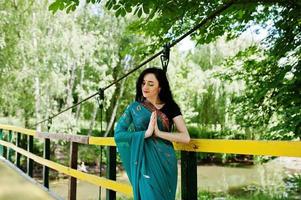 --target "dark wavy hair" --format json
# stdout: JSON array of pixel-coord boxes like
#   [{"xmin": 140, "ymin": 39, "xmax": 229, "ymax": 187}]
[{"xmin": 135, "ymin": 67, "xmax": 175, "ymax": 104}]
